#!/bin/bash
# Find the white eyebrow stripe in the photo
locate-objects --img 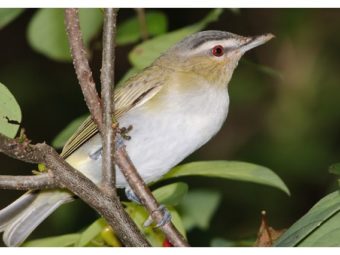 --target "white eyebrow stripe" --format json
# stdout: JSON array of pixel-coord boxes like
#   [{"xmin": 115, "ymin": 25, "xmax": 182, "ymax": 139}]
[{"xmin": 182, "ymin": 40, "xmax": 240, "ymax": 56}]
